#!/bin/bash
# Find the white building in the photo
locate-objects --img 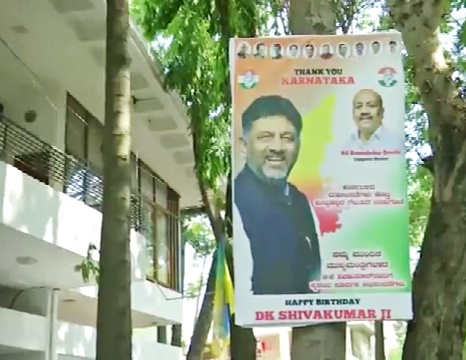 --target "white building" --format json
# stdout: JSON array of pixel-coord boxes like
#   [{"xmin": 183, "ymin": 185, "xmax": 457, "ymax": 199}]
[{"xmin": 0, "ymin": 1, "xmax": 200, "ymax": 359}]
